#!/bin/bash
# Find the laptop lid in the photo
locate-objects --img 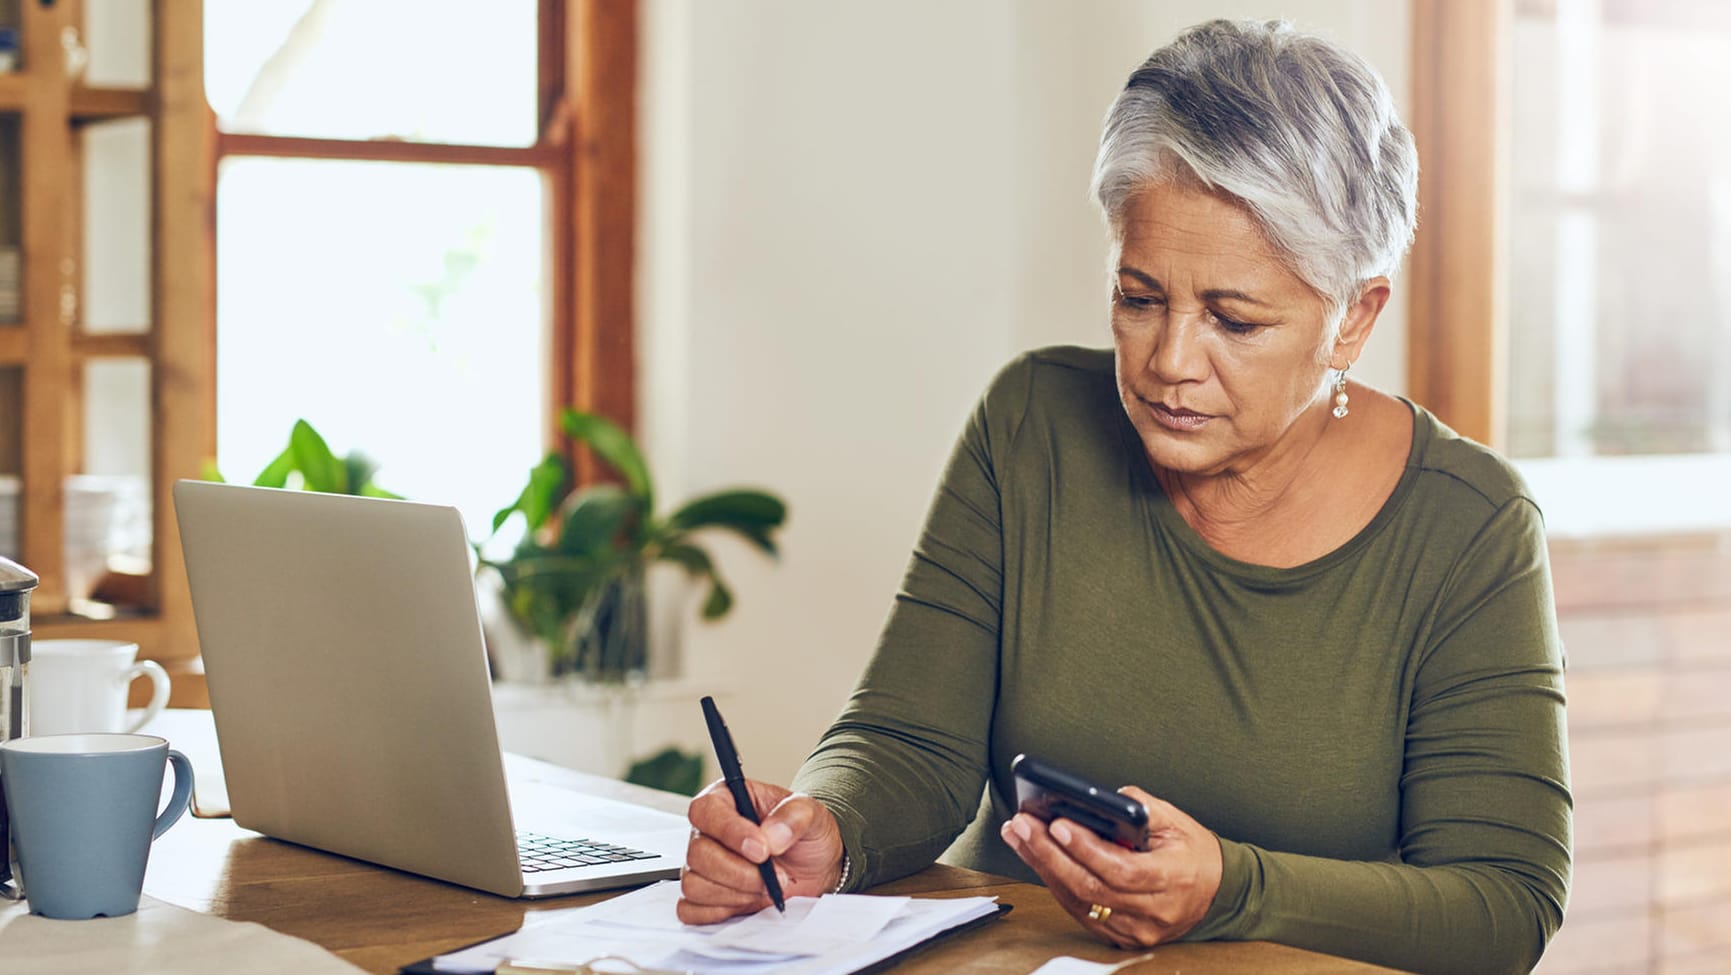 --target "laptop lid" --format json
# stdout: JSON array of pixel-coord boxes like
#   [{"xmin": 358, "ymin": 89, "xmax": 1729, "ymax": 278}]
[{"xmin": 172, "ymin": 480, "xmax": 683, "ymax": 898}]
